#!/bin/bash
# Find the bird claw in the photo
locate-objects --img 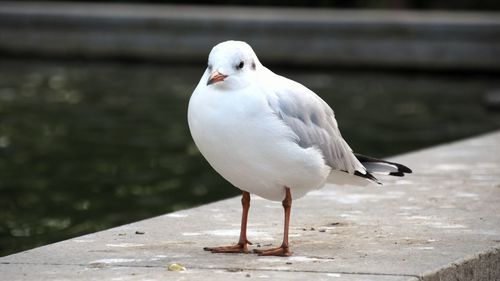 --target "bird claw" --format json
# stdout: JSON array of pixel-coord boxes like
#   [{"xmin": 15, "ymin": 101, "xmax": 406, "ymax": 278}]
[
  {"xmin": 203, "ymin": 243, "xmax": 249, "ymax": 254},
  {"xmin": 253, "ymin": 245, "xmax": 291, "ymax": 256}
]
